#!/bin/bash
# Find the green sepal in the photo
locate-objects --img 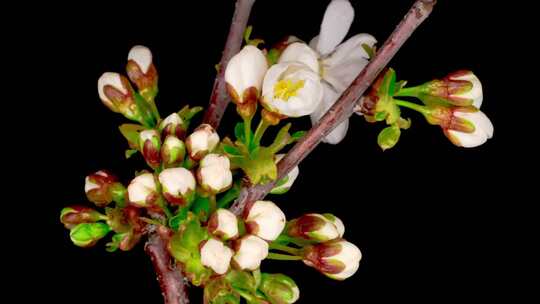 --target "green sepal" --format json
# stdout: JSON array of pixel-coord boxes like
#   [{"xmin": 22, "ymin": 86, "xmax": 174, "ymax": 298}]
[
  {"xmin": 235, "ymin": 122, "xmax": 246, "ymax": 143},
  {"xmin": 290, "ymin": 131, "xmax": 306, "ymax": 142},
  {"xmin": 226, "ymin": 270, "xmax": 257, "ymax": 294},
  {"xmin": 377, "ymin": 124, "xmax": 401, "ymax": 151},
  {"xmin": 361, "ymin": 43, "xmax": 375, "ymax": 59},
  {"xmin": 125, "ymin": 149, "xmax": 138, "ymax": 159},
  {"xmin": 178, "ymin": 105, "xmax": 203, "ymax": 131},
  {"xmin": 105, "ymin": 232, "xmax": 125, "ymax": 252},
  {"xmin": 244, "ymin": 25, "xmax": 264, "ymax": 47},
  {"xmin": 169, "ymin": 207, "xmax": 189, "ymax": 231},
  {"xmin": 119, "ymin": 124, "xmax": 145, "ymax": 149},
  {"xmin": 133, "ymin": 91, "xmax": 157, "ymax": 127},
  {"xmin": 397, "ymin": 117, "xmax": 412, "ymax": 130},
  {"xmin": 191, "ymin": 195, "xmax": 211, "ymax": 222},
  {"xmin": 267, "ymin": 48, "xmax": 280, "ymax": 65}
]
